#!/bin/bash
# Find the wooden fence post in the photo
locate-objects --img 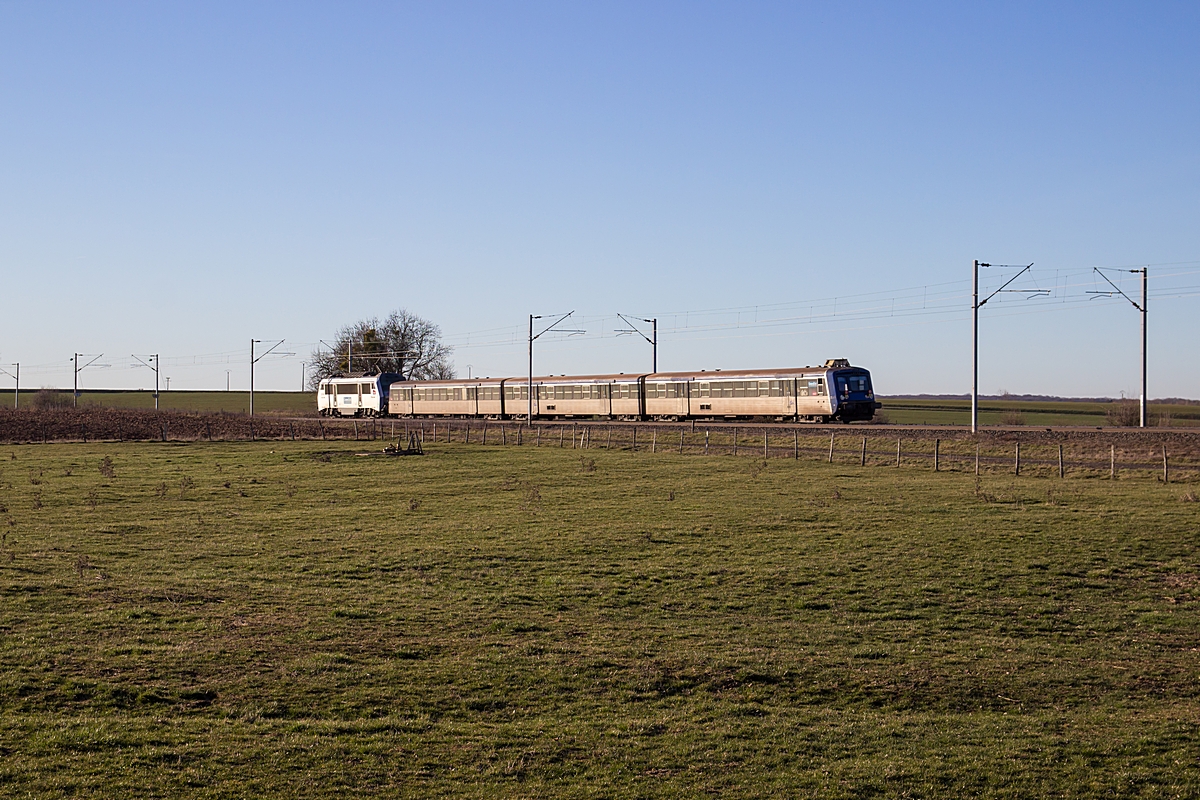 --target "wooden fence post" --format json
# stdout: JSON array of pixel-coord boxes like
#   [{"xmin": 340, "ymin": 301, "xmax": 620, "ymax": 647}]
[
  {"xmin": 1110, "ymin": 445, "xmax": 1115, "ymax": 479},
  {"xmin": 353, "ymin": 421, "xmax": 358, "ymax": 440},
  {"xmin": 793, "ymin": 429, "xmax": 798, "ymax": 460},
  {"xmin": 483, "ymin": 424, "xmax": 488, "ymax": 445},
  {"xmin": 606, "ymin": 426, "xmax": 612, "ymax": 450},
  {"xmin": 975, "ymin": 444, "xmax": 979, "ymax": 476},
  {"xmin": 706, "ymin": 429, "xmax": 710, "ymax": 455},
  {"xmin": 1163, "ymin": 446, "xmax": 1169, "ymax": 484},
  {"xmin": 571, "ymin": 424, "xmax": 577, "ymax": 449},
  {"xmin": 1058, "ymin": 444, "xmax": 1064, "ymax": 478},
  {"xmin": 934, "ymin": 439, "xmax": 939, "ymax": 472},
  {"xmin": 290, "ymin": 422, "xmax": 295, "ymax": 441},
  {"xmin": 764, "ymin": 429, "xmax": 768, "ymax": 458},
  {"xmin": 1015, "ymin": 442, "xmax": 1020, "ymax": 476},
  {"xmin": 651, "ymin": 428, "xmax": 656, "ymax": 454},
  {"xmin": 827, "ymin": 433, "xmax": 834, "ymax": 463},
  {"xmin": 536, "ymin": 426, "xmax": 540, "ymax": 447},
  {"xmin": 631, "ymin": 426, "xmax": 636, "ymax": 451},
  {"xmin": 560, "ymin": 426, "xmax": 565, "ymax": 448},
  {"xmin": 679, "ymin": 429, "xmax": 685, "ymax": 454},
  {"xmin": 896, "ymin": 438, "xmax": 901, "ymax": 468},
  {"xmin": 502, "ymin": 425, "xmax": 507, "ymax": 446},
  {"xmin": 733, "ymin": 430, "xmax": 737, "ymax": 456},
  {"xmin": 861, "ymin": 437, "xmax": 866, "ymax": 467}
]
